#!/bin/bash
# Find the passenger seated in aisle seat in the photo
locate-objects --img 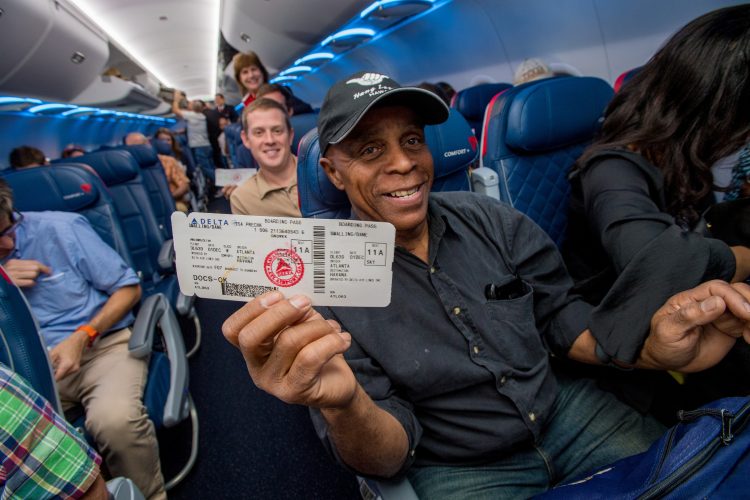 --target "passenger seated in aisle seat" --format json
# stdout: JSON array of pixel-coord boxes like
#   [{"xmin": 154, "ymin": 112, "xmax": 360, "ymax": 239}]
[
  {"xmin": 9, "ymin": 146, "xmax": 48, "ymax": 169},
  {"xmin": 0, "ymin": 363, "xmax": 109, "ymax": 499},
  {"xmin": 226, "ymin": 99, "xmax": 301, "ymax": 217},
  {"xmin": 171, "ymin": 90, "xmax": 215, "ymax": 188},
  {"xmin": 0, "ymin": 179, "xmax": 166, "ymax": 500},
  {"xmin": 435, "ymin": 81, "xmax": 456, "ymax": 104},
  {"xmin": 125, "ymin": 132, "xmax": 190, "ymax": 212},
  {"xmin": 563, "ymin": 6, "xmax": 750, "ymax": 400},
  {"xmin": 222, "ymin": 71, "xmax": 750, "ymax": 499},
  {"xmin": 512, "ymin": 58, "xmax": 555, "ymax": 85}
]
